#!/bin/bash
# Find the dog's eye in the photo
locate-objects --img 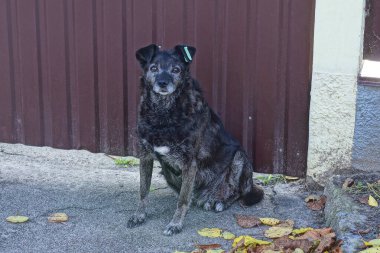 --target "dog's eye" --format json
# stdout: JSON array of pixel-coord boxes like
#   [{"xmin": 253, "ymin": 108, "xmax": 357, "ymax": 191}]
[
  {"xmin": 150, "ymin": 65, "xmax": 158, "ymax": 72},
  {"xmin": 172, "ymin": 67, "xmax": 181, "ymax": 74}
]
